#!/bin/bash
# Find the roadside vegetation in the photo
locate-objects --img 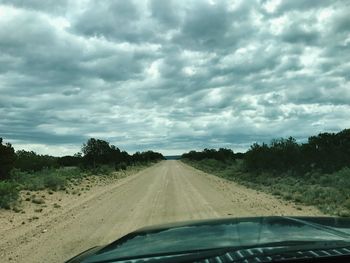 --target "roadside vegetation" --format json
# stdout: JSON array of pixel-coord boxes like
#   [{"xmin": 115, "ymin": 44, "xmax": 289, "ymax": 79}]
[
  {"xmin": 182, "ymin": 129, "xmax": 350, "ymax": 217},
  {"xmin": 0, "ymin": 137, "xmax": 164, "ymax": 209}
]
